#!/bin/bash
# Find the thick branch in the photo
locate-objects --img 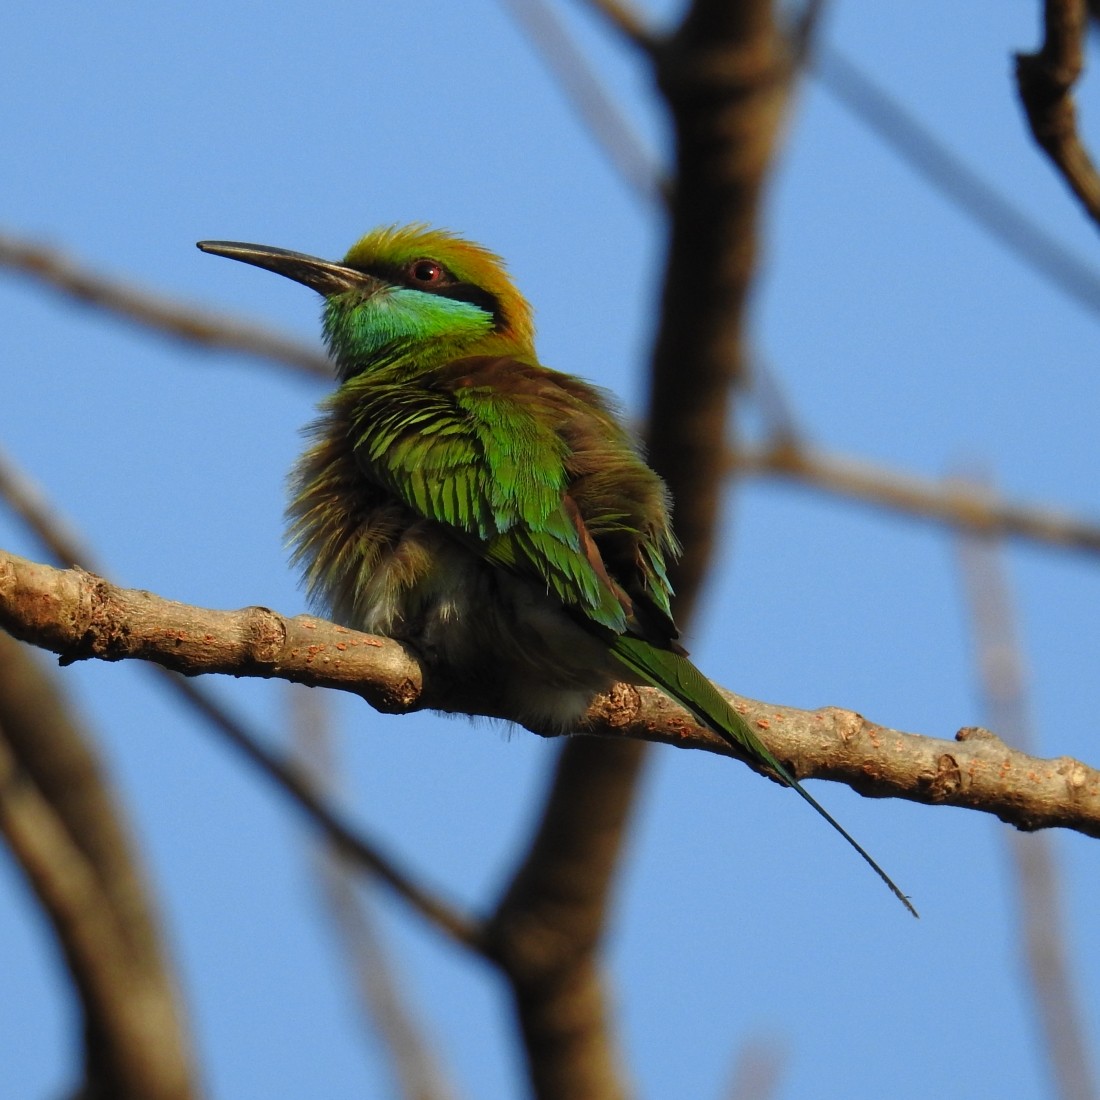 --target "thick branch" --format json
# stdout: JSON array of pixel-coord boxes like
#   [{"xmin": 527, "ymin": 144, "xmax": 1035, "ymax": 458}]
[
  {"xmin": 487, "ymin": 3, "xmax": 801, "ymax": 1092},
  {"xmin": 588, "ymin": 690, "xmax": 1100, "ymax": 836},
  {"xmin": 4, "ymin": 550, "xmax": 1097, "ymax": 838},
  {"xmin": 0, "ymin": 550, "xmax": 422, "ymax": 711},
  {"xmin": 0, "ymin": 633, "xmax": 198, "ymax": 1100},
  {"xmin": 648, "ymin": 0, "xmax": 790, "ymax": 606},
  {"xmin": 1016, "ymin": 0, "xmax": 1100, "ymax": 228},
  {"xmin": 484, "ymin": 740, "xmax": 643, "ymax": 1100}
]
